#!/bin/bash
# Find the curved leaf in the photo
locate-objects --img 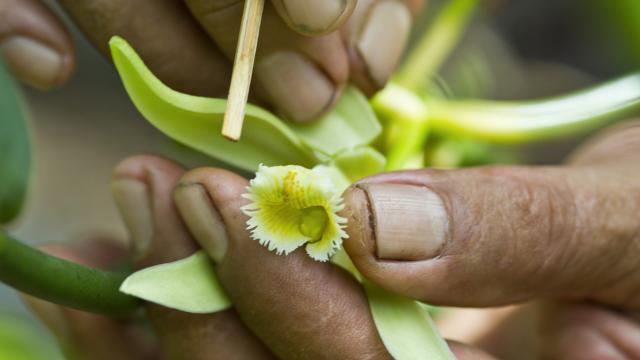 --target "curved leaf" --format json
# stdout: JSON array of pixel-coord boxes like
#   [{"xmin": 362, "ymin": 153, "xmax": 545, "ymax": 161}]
[
  {"xmin": 363, "ymin": 281, "xmax": 455, "ymax": 360},
  {"xmin": 332, "ymin": 250, "xmax": 454, "ymax": 360},
  {"xmin": 332, "ymin": 147, "xmax": 386, "ymax": 183},
  {"xmin": 120, "ymin": 251, "xmax": 231, "ymax": 314},
  {"xmin": 126, "ymin": 242, "xmax": 453, "ymax": 360},
  {"xmin": 289, "ymin": 87, "xmax": 382, "ymax": 156},
  {"xmin": 109, "ymin": 36, "xmax": 317, "ymax": 172},
  {"xmin": 0, "ymin": 58, "xmax": 30, "ymax": 224}
]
